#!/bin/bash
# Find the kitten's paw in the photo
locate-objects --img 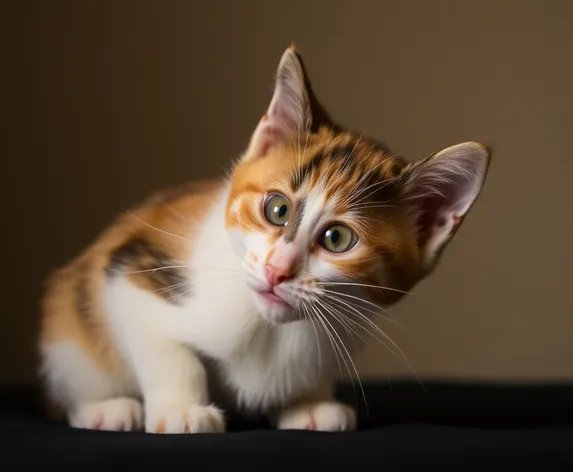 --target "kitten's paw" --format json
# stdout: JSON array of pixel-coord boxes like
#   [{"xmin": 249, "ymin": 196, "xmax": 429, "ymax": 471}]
[
  {"xmin": 146, "ymin": 404, "xmax": 225, "ymax": 434},
  {"xmin": 277, "ymin": 401, "xmax": 357, "ymax": 432},
  {"xmin": 69, "ymin": 397, "xmax": 143, "ymax": 431}
]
